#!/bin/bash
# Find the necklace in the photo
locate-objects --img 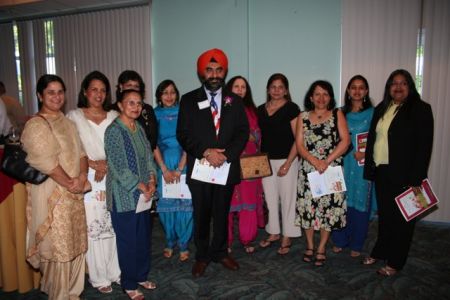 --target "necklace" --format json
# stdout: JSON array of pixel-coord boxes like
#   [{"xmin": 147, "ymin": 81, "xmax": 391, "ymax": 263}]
[{"xmin": 315, "ymin": 110, "xmax": 328, "ymax": 119}]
